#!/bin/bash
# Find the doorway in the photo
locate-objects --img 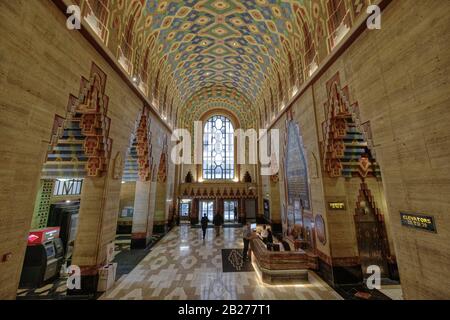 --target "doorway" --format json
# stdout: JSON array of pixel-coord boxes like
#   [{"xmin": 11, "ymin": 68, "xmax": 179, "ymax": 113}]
[
  {"xmin": 200, "ymin": 201, "xmax": 214, "ymax": 222},
  {"xmin": 179, "ymin": 201, "xmax": 191, "ymax": 223},
  {"xmin": 224, "ymin": 200, "xmax": 238, "ymax": 223}
]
